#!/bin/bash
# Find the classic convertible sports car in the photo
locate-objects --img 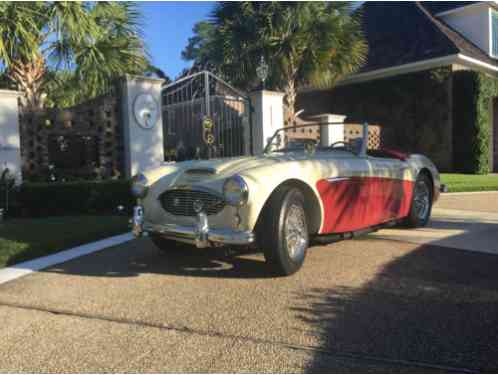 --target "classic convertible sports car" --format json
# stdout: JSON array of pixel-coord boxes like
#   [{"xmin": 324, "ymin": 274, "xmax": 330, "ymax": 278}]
[{"xmin": 131, "ymin": 123, "xmax": 445, "ymax": 276}]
